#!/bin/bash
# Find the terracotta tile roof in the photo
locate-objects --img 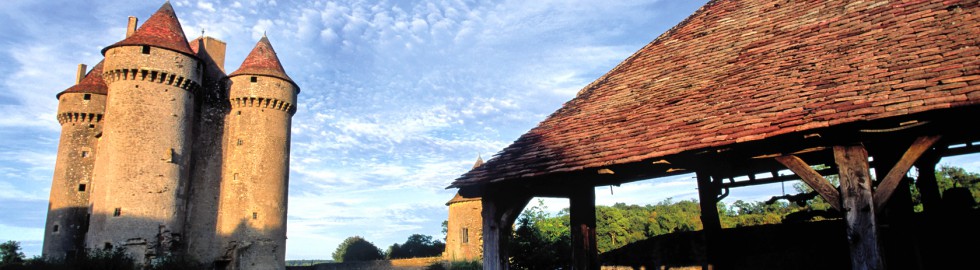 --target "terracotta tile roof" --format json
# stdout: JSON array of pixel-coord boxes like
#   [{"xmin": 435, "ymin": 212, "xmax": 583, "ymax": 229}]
[
  {"xmin": 229, "ymin": 36, "xmax": 299, "ymax": 91},
  {"xmin": 451, "ymin": 0, "xmax": 980, "ymax": 188},
  {"xmin": 447, "ymin": 157, "xmax": 486, "ymax": 205},
  {"xmin": 57, "ymin": 60, "xmax": 107, "ymax": 98},
  {"xmin": 102, "ymin": 2, "xmax": 195, "ymax": 57}
]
